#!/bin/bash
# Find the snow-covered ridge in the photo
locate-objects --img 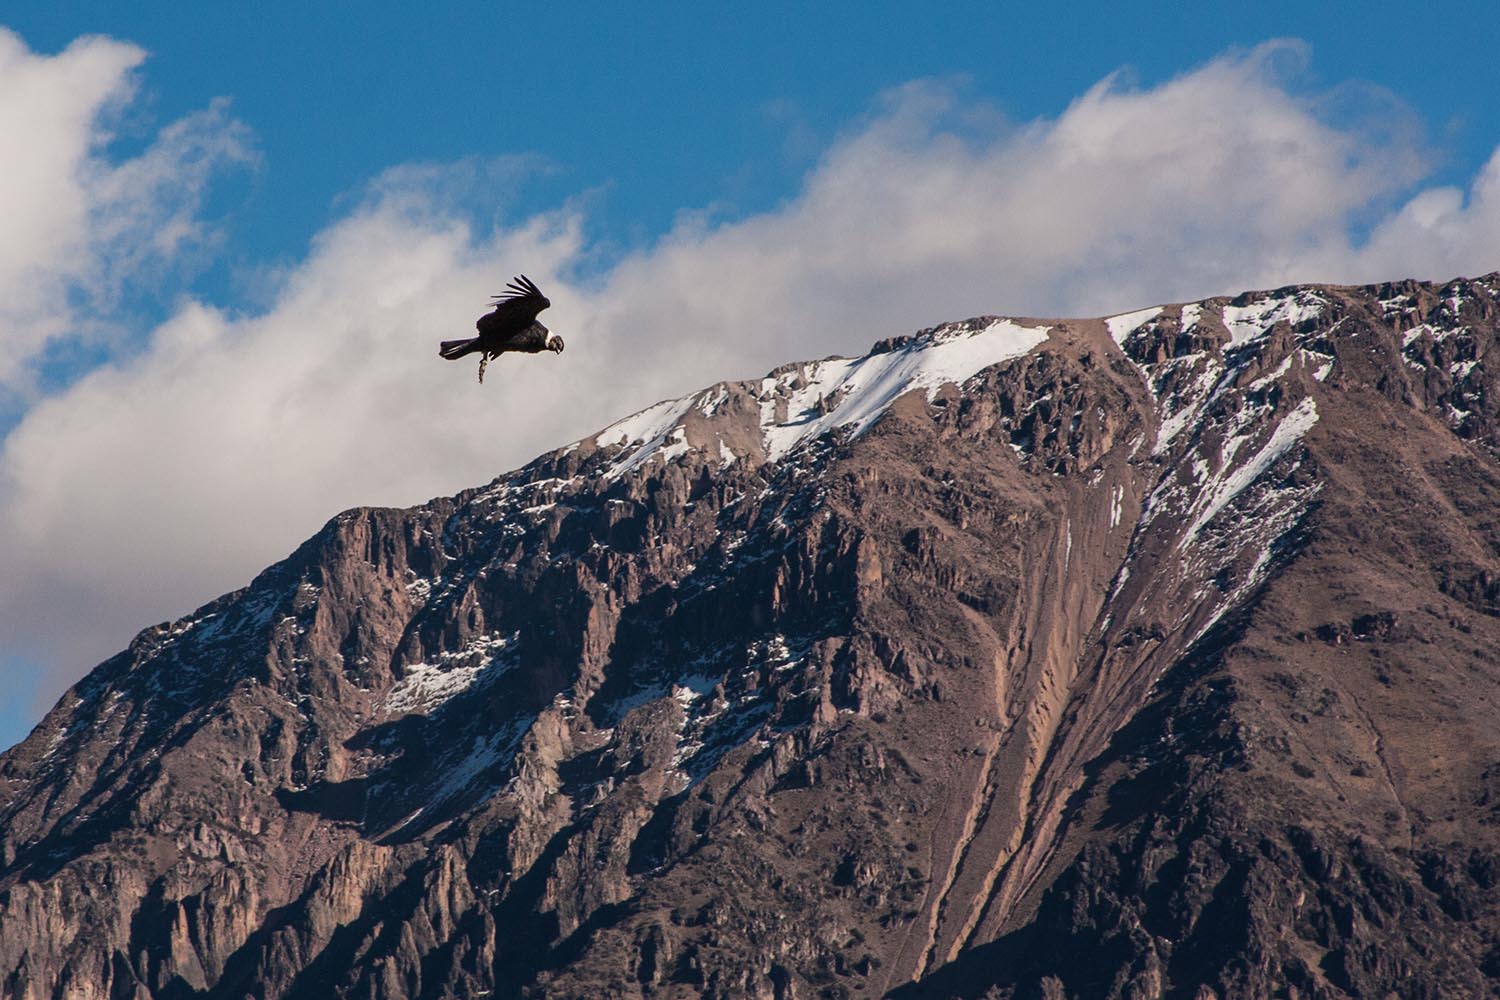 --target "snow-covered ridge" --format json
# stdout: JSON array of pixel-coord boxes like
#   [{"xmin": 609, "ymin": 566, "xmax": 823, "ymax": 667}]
[
  {"xmin": 591, "ymin": 318, "xmax": 1051, "ymax": 475},
  {"xmin": 1102, "ymin": 290, "xmax": 1333, "ymax": 452},
  {"xmin": 1104, "ymin": 290, "xmax": 1326, "ymax": 351},
  {"xmin": 1106, "ymin": 307, "xmax": 1162, "ymax": 345},
  {"xmin": 594, "ymin": 397, "xmax": 698, "ymax": 479},
  {"xmin": 587, "ymin": 289, "xmax": 1336, "ymax": 481},
  {"xmin": 758, "ymin": 319, "xmax": 1051, "ymax": 461},
  {"xmin": 1221, "ymin": 292, "xmax": 1324, "ymax": 347}
]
